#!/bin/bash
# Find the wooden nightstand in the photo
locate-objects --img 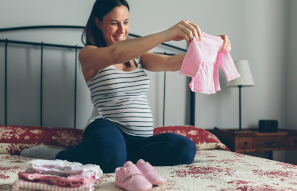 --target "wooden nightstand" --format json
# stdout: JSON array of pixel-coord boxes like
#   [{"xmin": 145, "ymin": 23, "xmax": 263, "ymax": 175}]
[{"xmin": 208, "ymin": 128, "xmax": 297, "ymax": 160}]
